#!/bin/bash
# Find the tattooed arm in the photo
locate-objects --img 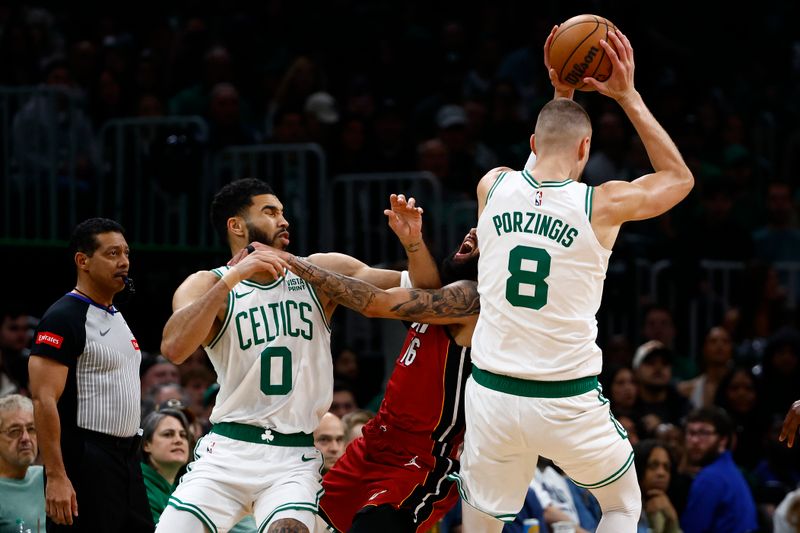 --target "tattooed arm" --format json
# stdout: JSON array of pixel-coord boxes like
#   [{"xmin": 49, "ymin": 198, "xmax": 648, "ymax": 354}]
[{"xmin": 288, "ymin": 255, "xmax": 479, "ymax": 324}]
